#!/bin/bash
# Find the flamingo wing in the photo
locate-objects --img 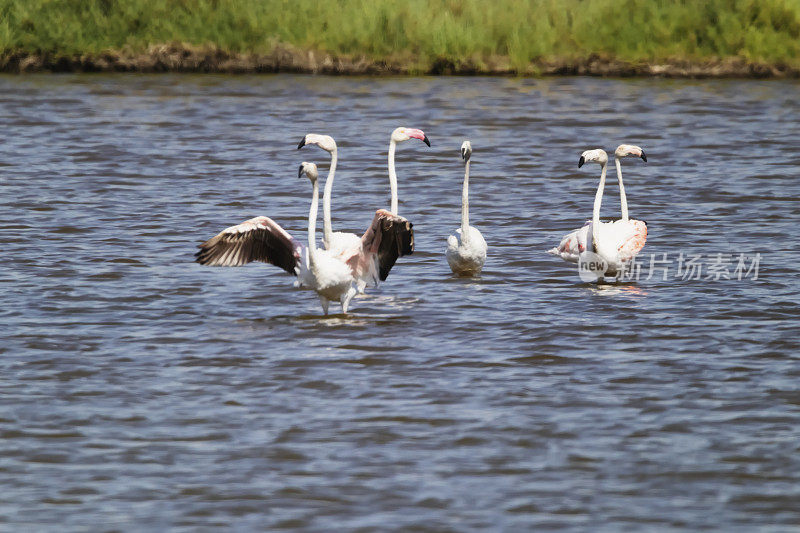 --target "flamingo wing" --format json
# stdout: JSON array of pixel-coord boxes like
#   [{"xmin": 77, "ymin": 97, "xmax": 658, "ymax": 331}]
[
  {"xmin": 195, "ymin": 216, "xmax": 302, "ymax": 274},
  {"xmin": 355, "ymin": 209, "xmax": 414, "ymax": 281},
  {"xmin": 548, "ymin": 221, "xmax": 591, "ymax": 262},
  {"xmin": 611, "ymin": 219, "xmax": 647, "ymax": 261}
]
